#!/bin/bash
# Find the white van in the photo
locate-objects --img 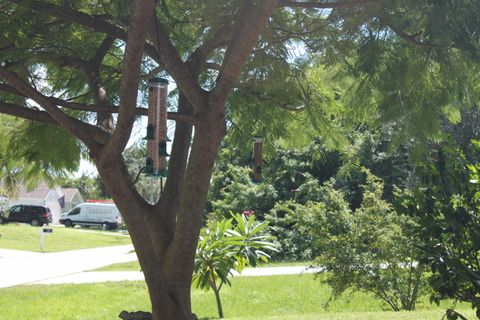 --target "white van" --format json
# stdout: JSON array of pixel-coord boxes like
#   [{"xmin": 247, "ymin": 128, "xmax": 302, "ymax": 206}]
[{"xmin": 60, "ymin": 203, "xmax": 122, "ymax": 230}]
